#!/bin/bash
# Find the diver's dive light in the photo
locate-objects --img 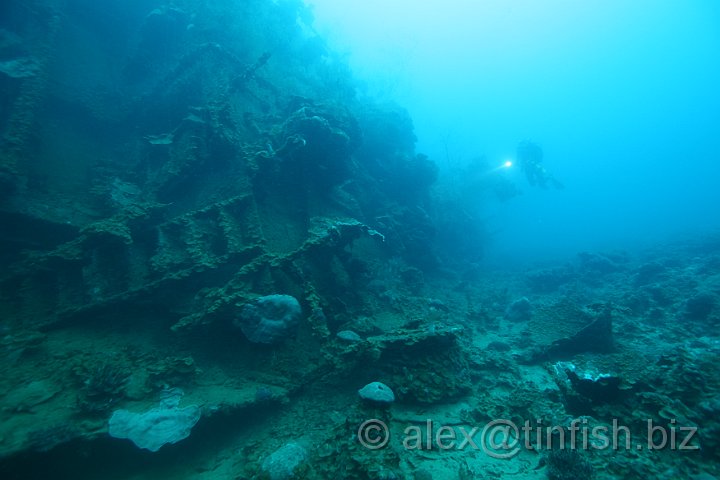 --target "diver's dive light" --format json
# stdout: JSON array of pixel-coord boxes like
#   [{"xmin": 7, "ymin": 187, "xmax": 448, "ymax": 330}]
[{"xmin": 482, "ymin": 159, "xmax": 514, "ymax": 176}]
